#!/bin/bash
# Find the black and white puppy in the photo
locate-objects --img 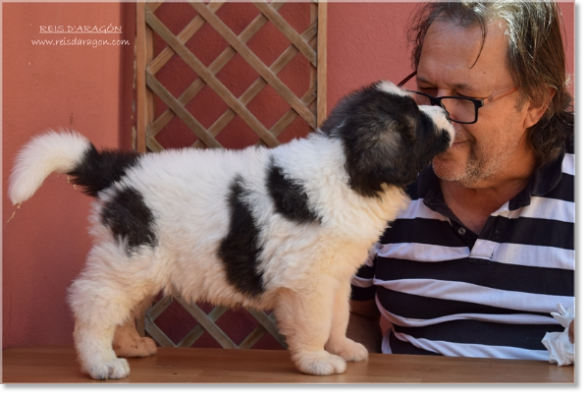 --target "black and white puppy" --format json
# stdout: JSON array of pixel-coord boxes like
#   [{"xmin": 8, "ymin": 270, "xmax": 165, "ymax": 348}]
[{"xmin": 9, "ymin": 81, "xmax": 454, "ymax": 379}]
